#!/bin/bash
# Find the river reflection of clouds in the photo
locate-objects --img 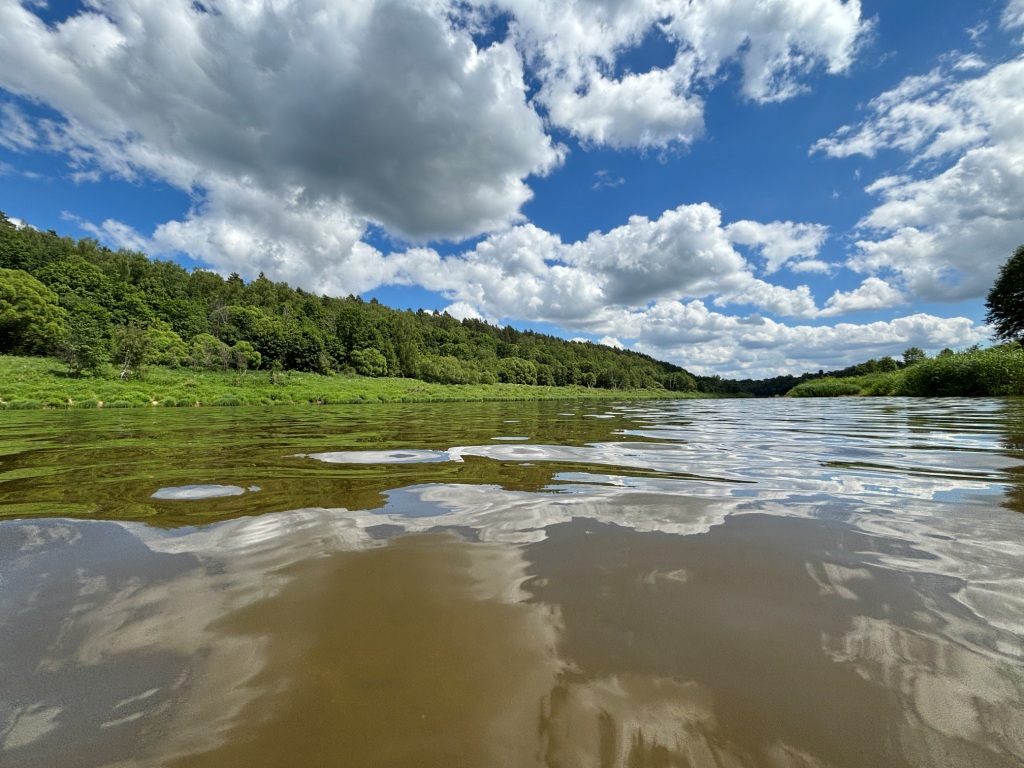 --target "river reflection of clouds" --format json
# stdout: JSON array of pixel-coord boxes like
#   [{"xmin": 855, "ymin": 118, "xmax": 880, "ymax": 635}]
[{"xmin": 2, "ymin": 398, "xmax": 1024, "ymax": 767}]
